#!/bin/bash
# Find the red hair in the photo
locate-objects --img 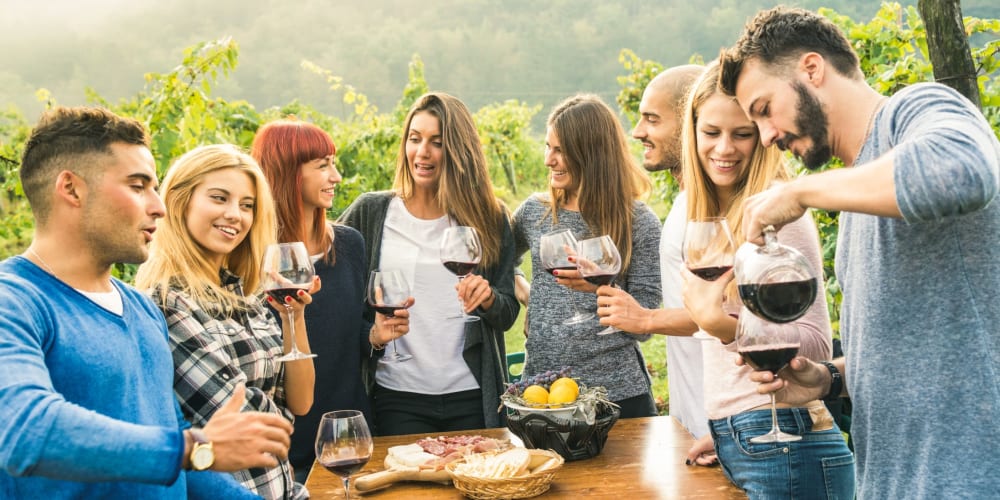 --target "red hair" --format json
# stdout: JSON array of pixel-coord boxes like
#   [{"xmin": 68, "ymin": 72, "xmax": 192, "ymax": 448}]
[{"xmin": 251, "ymin": 119, "xmax": 336, "ymax": 259}]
